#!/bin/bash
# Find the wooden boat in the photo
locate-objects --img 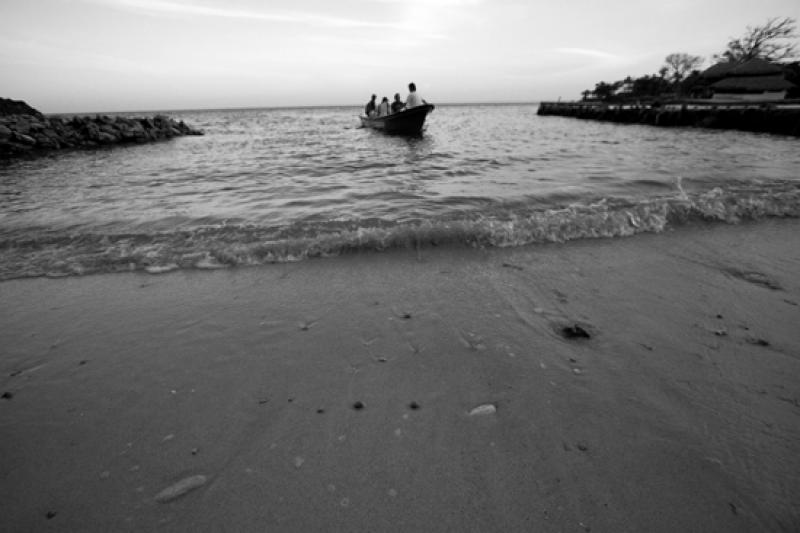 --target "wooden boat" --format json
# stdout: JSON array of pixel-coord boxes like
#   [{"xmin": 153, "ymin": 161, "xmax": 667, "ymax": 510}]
[{"xmin": 359, "ymin": 104, "xmax": 435, "ymax": 134}]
